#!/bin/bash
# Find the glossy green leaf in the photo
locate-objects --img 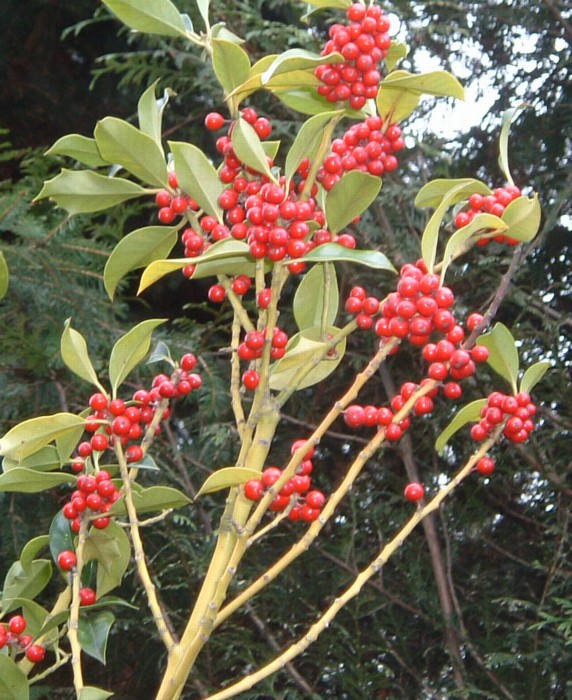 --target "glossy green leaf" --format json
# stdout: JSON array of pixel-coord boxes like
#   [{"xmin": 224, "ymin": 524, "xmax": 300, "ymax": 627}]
[
  {"xmin": 61, "ymin": 319, "xmax": 106, "ymax": 392},
  {"xmin": 262, "ymin": 140, "xmax": 281, "ymax": 161},
  {"xmin": 138, "ymin": 239, "xmax": 250, "ymax": 292},
  {"xmin": 285, "ymin": 109, "xmax": 344, "ymax": 184},
  {"xmin": 0, "ymin": 413, "xmax": 86, "ymax": 461},
  {"xmin": 94, "ymin": 117, "xmax": 169, "ymax": 188},
  {"xmin": 104, "ymin": 224, "xmax": 179, "ymax": 300},
  {"xmin": 2, "ymin": 598, "xmax": 49, "ymax": 637},
  {"xmin": 325, "ymin": 171, "xmax": 381, "ymax": 234},
  {"xmin": 78, "ymin": 687, "xmax": 114, "ymax": 700},
  {"xmin": 45, "ymin": 134, "xmax": 108, "ymax": 168},
  {"xmin": 376, "ymin": 83, "xmax": 420, "ymax": 123},
  {"xmin": 385, "ymin": 41, "xmax": 409, "ymax": 72},
  {"xmin": 440, "ymin": 213, "xmax": 507, "ymax": 280},
  {"xmin": 83, "ymin": 522, "xmax": 131, "ymax": 598},
  {"xmin": 498, "ymin": 104, "xmax": 528, "ymax": 186},
  {"xmin": 101, "ymin": 0, "xmax": 188, "ymax": 38},
  {"xmin": 109, "ymin": 319, "xmax": 166, "ymax": 397},
  {"xmin": 3, "ymin": 445, "xmax": 60, "ymax": 472},
  {"xmin": 300, "ymin": 0, "xmax": 351, "ymax": 10},
  {"xmin": 210, "ymin": 22, "xmax": 244, "ymax": 43},
  {"xmin": 501, "ymin": 194, "xmax": 542, "ymax": 242},
  {"xmin": 137, "ymin": 80, "xmax": 175, "ymax": 153},
  {"xmin": 20, "ymin": 535, "xmax": 50, "ymax": 572},
  {"xmin": 231, "ymin": 117, "xmax": 274, "ymax": 180},
  {"xmin": 0, "ymin": 655, "xmax": 29, "ymax": 700},
  {"xmin": 169, "ymin": 141, "xmax": 224, "ymax": 222},
  {"xmin": 520, "ymin": 360, "xmax": 550, "ymax": 394},
  {"xmin": 269, "ymin": 325, "xmax": 347, "ymax": 391},
  {"xmin": 78, "ymin": 610, "xmax": 115, "ymax": 665},
  {"xmin": 196, "ymin": 467, "xmax": 262, "ymax": 497},
  {"xmin": 146, "ymin": 340, "xmax": 173, "ymax": 366},
  {"xmin": 276, "ymin": 87, "xmax": 347, "ymax": 116},
  {"xmin": 57, "ymin": 422, "xmax": 87, "ymax": 467},
  {"xmin": 108, "ymin": 485, "xmax": 191, "ymax": 515},
  {"xmin": 228, "ymin": 68, "xmax": 320, "ymax": 105},
  {"xmin": 435, "ymin": 399, "xmax": 488, "ymax": 454},
  {"xmin": 476, "ymin": 322, "xmax": 519, "ymax": 394},
  {"xmin": 297, "ymin": 243, "xmax": 396, "ymax": 271},
  {"xmin": 0, "ymin": 467, "xmax": 76, "ymax": 492},
  {"xmin": 196, "ymin": 0, "xmax": 210, "ymax": 27},
  {"xmin": 34, "ymin": 170, "xmax": 147, "ymax": 215},
  {"xmin": 294, "ymin": 263, "xmax": 339, "ymax": 331},
  {"xmin": 0, "ymin": 250, "xmax": 8, "ymax": 300},
  {"xmin": 420, "ymin": 180, "xmax": 491, "ymax": 273},
  {"xmin": 49, "ymin": 510, "xmax": 75, "ymax": 565},
  {"xmin": 415, "ymin": 178, "xmax": 491, "ymax": 209},
  {"xmin": 3, "ymin": 560, "xmax": 52, "ymax": 605},
  {"xmin": 261, "ymin": 49, "xmax": 344, "ymax": 84},
  {"xmin": 212, "ymin": 39, "xmax": 250, "ymax": 94}
]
